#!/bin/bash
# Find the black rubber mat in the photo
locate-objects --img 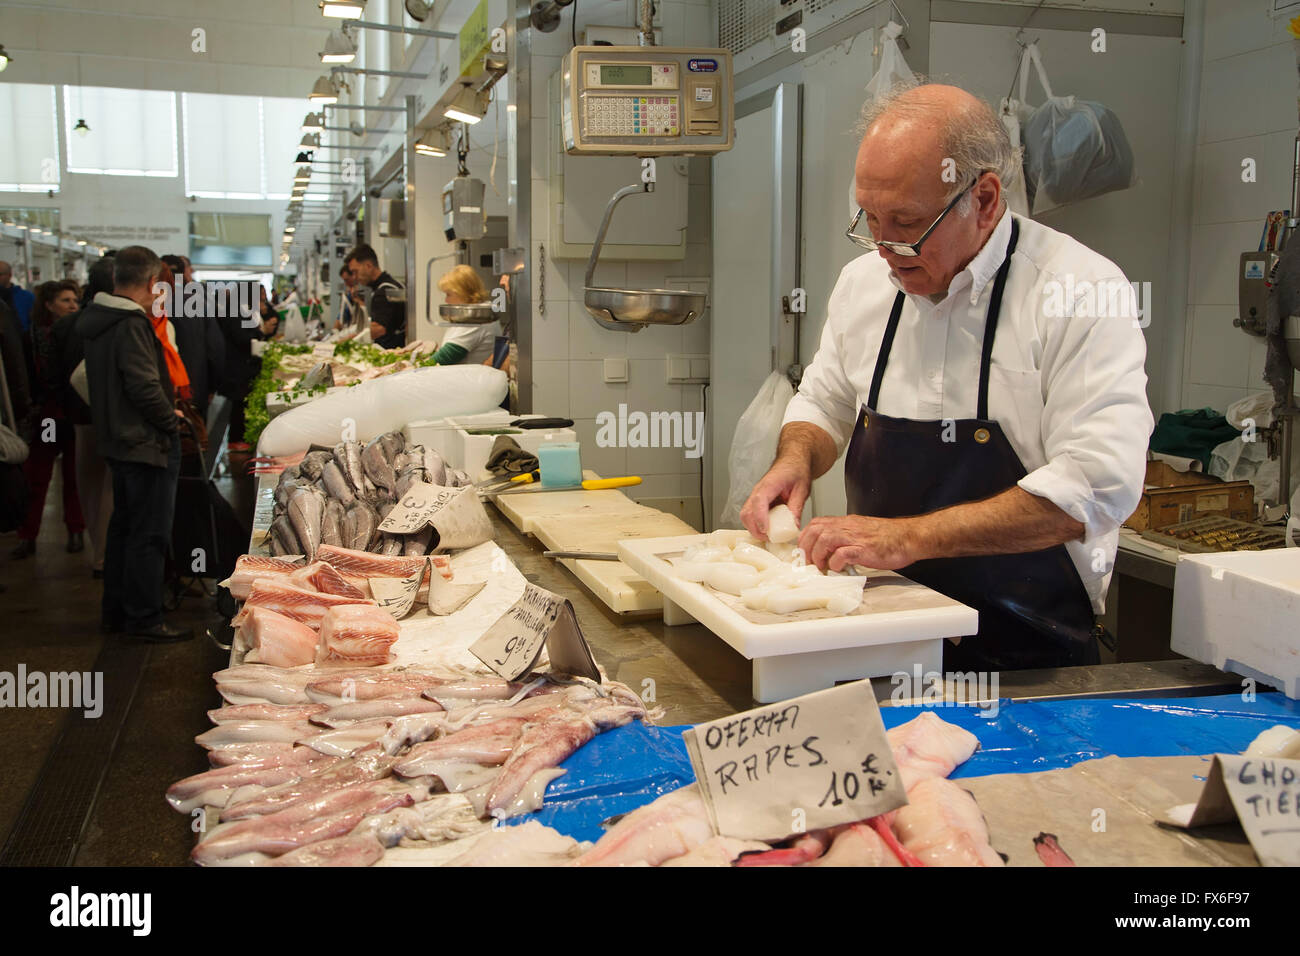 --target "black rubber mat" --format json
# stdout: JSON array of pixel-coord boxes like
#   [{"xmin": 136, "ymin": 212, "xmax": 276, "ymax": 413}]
[{"xmin": 0, "ymin": 640, "xmax": 151, "ymax": 866}]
